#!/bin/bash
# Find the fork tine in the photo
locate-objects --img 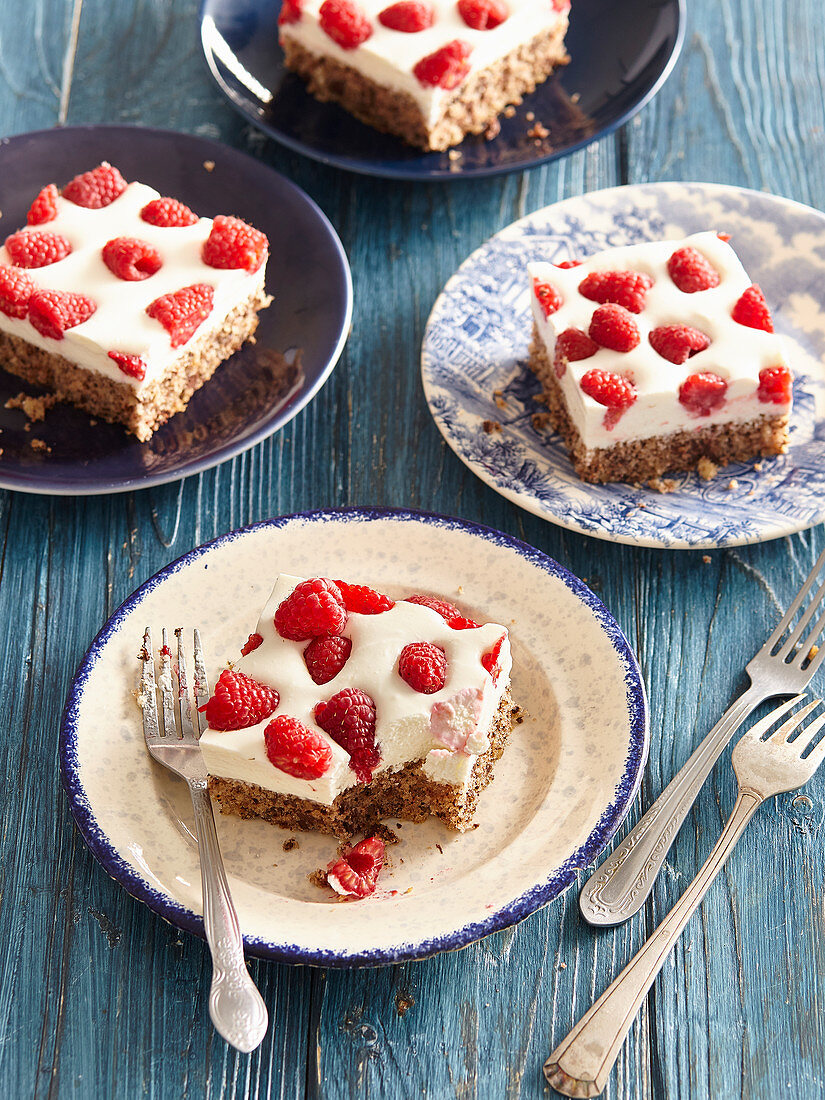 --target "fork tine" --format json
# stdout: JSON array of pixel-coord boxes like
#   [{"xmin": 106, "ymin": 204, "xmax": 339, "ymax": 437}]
[
  {"xmin": 775, "ymin": 577, "xmax": 825, "ymax": 661},
  {"xmin": 765, "ymin": 547, "xmax": 825, "ymax": 652},
  {"xmin": 765, "ymin": 698, "xmax": 822, "ymax": 744},
  {"xmin": 139, "ymin": 627, "xmax": 160, "ymax": 740},
  {"xmin": 159, "ymin": 628, "xmax": 176, "ymax": 738},
  {"xmin": 796, "ymin": 710, "xmax": 825, "ymax": 759},
  {"xmin": 176, "ymin": 627, "xmax": 197, "ymax": 740},
  {"xmin": 739, "ymin": 694, "xmax": 807, "ymax": 741},
  {"xmin": 193, "ymin": 629, "xmax": 209, "ymax": 737}
]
